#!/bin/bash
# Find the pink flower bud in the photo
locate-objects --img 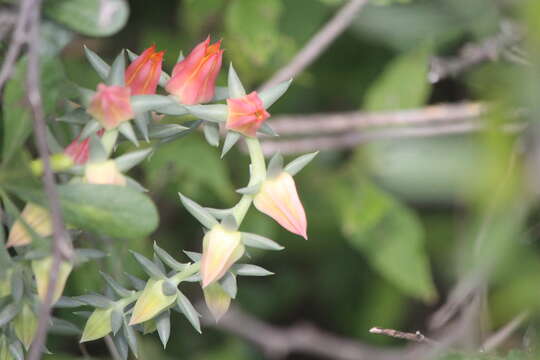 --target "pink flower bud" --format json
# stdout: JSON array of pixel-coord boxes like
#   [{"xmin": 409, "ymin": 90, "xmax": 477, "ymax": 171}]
[
  {"xmin": 84, "ymin": 160, "xmax": 126, "ymax": 186},
  {"xmin": 64, "ymin": 129, "xmax": 105, "ymax": 165},
  {"xmin": 226, "ymin": 91, "xmax": 270, "ymax": 137},
  {"xmin": 201, "ymin": 225, "xmax": 244, "ymax": 288},
  {"xmin": 87, "ymin": 84, "xmax": 134, "ymax": 130},
  {"xmin": 125, "ymin": 45, "xmax": 164, "ymax": 95},
  {"xmin": 165, "ymin": 37, "xmax": 223, "ymax": 105},
  {"xmin": 254, "ymin": 172, "xmax": 308, "ymax": 239}
]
